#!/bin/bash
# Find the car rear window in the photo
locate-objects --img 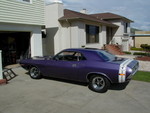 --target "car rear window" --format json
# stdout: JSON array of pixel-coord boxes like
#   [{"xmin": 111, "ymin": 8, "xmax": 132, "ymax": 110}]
[{"xmin": 97, "ymin": 50, "xmax": 116, "ymax": 61}]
